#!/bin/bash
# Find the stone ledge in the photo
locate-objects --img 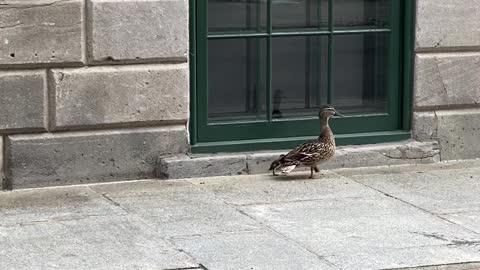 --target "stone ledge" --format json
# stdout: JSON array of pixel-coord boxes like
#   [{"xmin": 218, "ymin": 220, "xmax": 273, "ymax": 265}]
[{"xmin": 157, "ymin": 141, "xmax": 440, "ymax": 180}]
